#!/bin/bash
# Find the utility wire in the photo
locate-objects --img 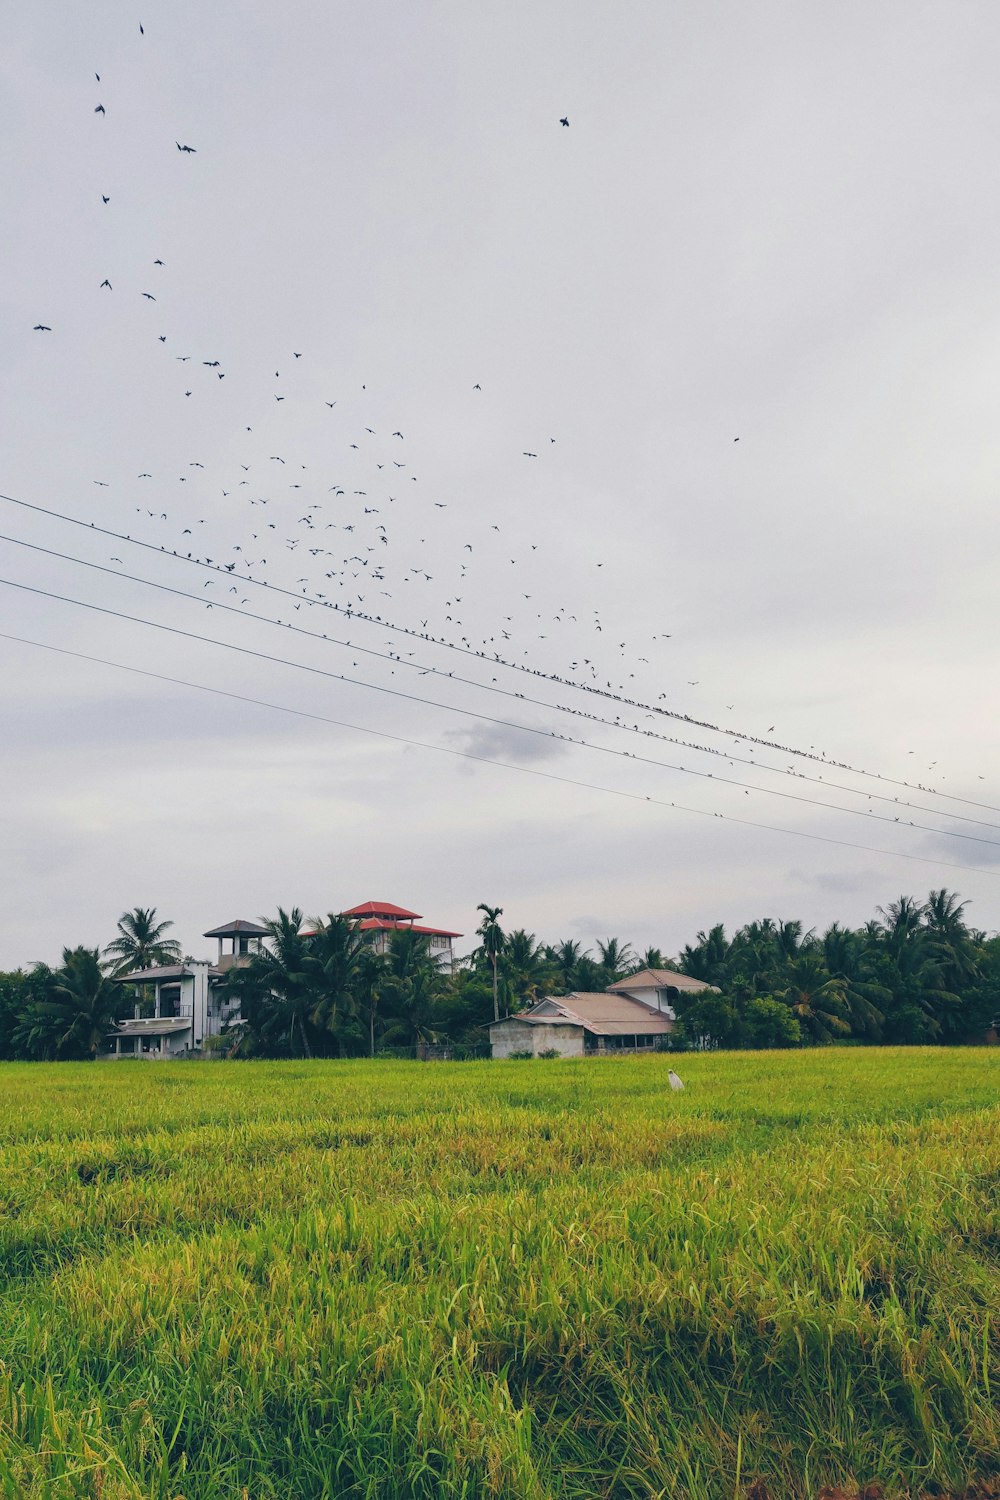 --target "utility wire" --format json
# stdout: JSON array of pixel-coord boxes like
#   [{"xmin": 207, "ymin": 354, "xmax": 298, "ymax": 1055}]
[
  {"xmin": 1, "ymin": 489, "xmax": 985, "ymax": 812},
  {"xmin": 2, "ymin": 505, "xmax": 997, "ymax": 831},
  {"xmin": 2, "ymin": 569, "xmax": 999, "ymax": 854},
  {"xmin": 2, "ymin": 625, "xmax": 996, "ymax": 881}
]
